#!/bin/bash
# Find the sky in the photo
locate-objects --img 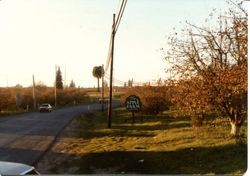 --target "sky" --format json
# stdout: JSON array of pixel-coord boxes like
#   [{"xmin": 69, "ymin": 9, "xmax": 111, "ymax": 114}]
[{"xmin": 0, "ymin": 0, "xmax": 237, "ymax": 87}]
